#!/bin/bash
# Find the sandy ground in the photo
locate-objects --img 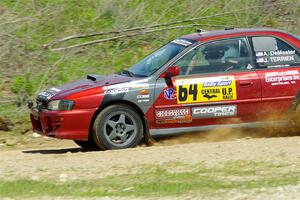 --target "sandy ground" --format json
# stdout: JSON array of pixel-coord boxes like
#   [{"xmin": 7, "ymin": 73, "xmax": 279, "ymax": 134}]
[
  {"xmin": 1, "ymin": 130, "xmax": 300, "ymax": 199},
  {"xmin": 1, "ymin": 136, "xmax": 300, "ymax": 181}
]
